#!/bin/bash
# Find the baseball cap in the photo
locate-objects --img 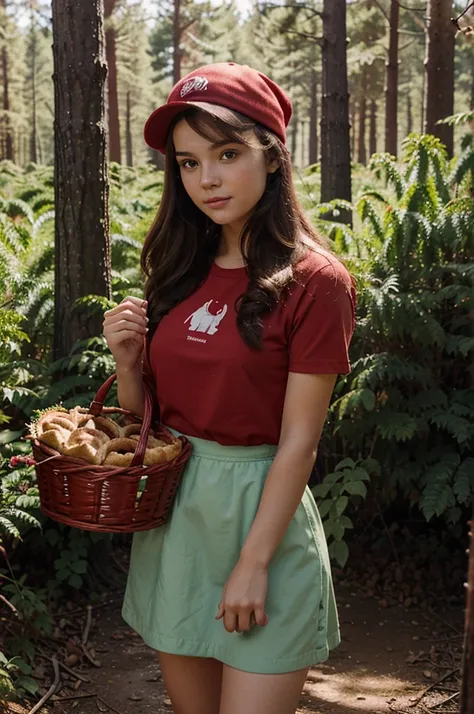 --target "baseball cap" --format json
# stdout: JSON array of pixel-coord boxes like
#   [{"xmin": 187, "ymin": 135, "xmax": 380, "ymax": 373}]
[{"xmin": 144, "ymin": 62, "xmax": 292, "ymax": 154}]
